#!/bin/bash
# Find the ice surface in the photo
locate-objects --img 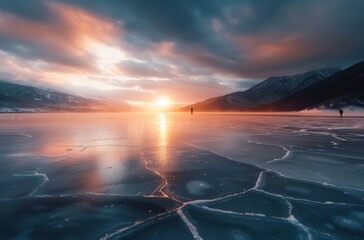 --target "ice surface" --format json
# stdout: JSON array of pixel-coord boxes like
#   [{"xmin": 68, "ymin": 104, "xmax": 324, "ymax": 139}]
[
  {"xmin": 0, "ymin": 172, "xmax": 47, "ymax": 198},
  {"xmin": 0, "ymin": 195, "xmax": 178, "ymax": 239},
  {"xmin": 118, "ymin": 214, "xmax": 194, "ymax": 240},
  {"xmin": 184, "ymin": 205, "xmax": 308, "ymax": 240},
  {"xmin": 291, "ymin": 200, "xmax": 364, "ymax": 239},
  {"xmin": 141, "ymin": 144, "xmax": 261, "ymax": 201},
  {"xmin": 205, "ymin": 190, "xmax": 290, "ymax": 218},
  {"xmin": 0, "ymin": 113, "xmax": 363, "ymax": 239}
]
